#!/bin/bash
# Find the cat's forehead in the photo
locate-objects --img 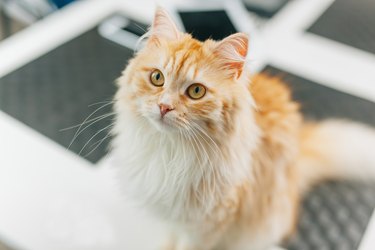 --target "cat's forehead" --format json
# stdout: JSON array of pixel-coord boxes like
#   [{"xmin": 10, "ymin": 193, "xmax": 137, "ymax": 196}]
[
  {"xmin": 135, "ymin": 36, "xmax": 222, "ymax": 89},
  {"xmin": 160, "ymin": 38, "xmax": 215, "ymax": 81}
]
